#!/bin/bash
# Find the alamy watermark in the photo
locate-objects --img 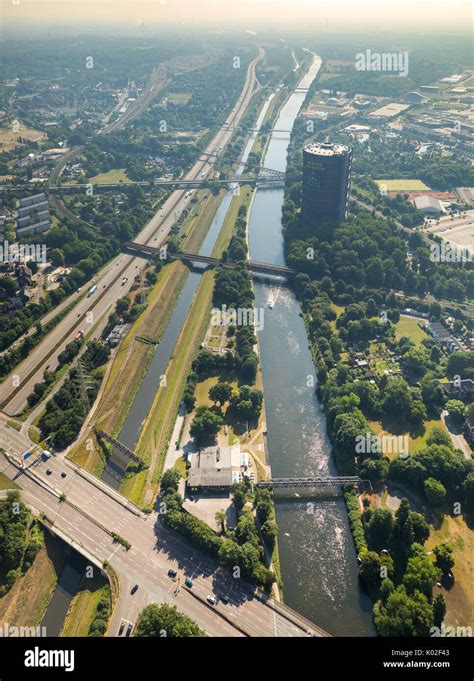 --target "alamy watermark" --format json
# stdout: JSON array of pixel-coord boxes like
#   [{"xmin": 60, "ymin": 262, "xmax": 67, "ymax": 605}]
[
  {"xmin": 355, "ymin": 433, "xmax": 409, "ymax": 458},
  {"xmin": 211, "ymin": 304, "xmax": 264, "ymax": 331},
  {"xmin": 430, "ymin": 622, "xmax": 472, "ymax": 637},
  {"xmin": 430, "ymin": 242, "xmax": 472, "ymax": 263},
  {"xmin": 0, "ymin": 240, "xmax": 47, "ymax": 264},
  {"xmin": 0, "ymin": 622, "xmax": 47, "ymax": 637},
  {"xmin": 355, "ymin": 49, "xmax": 409, "ymax": 77}
]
